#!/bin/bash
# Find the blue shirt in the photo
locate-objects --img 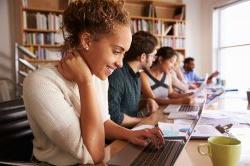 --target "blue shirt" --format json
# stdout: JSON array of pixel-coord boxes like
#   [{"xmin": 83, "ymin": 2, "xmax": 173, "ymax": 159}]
[
  {"xmin": 108, "ymin": 62, "xmax": 141, "ymax": 124},
  {"xmin": 183, "ymin": 70, "xmax": 203, "ymax": 83}
]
